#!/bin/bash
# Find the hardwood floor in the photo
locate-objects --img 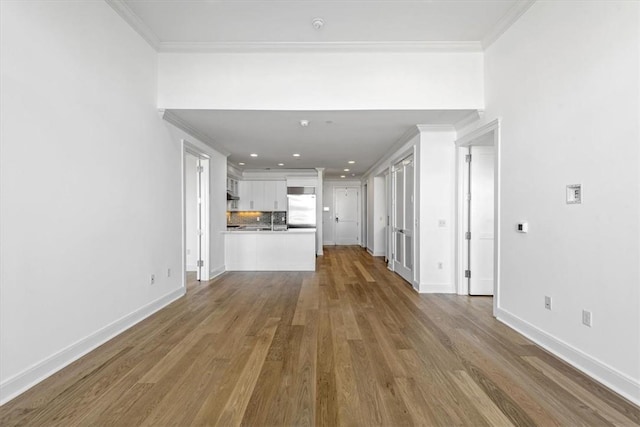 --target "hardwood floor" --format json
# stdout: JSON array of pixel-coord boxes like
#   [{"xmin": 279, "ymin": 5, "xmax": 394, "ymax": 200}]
[{"xmin": 1, "ymin": 246, "xmax": 638, "ymax": 426}]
